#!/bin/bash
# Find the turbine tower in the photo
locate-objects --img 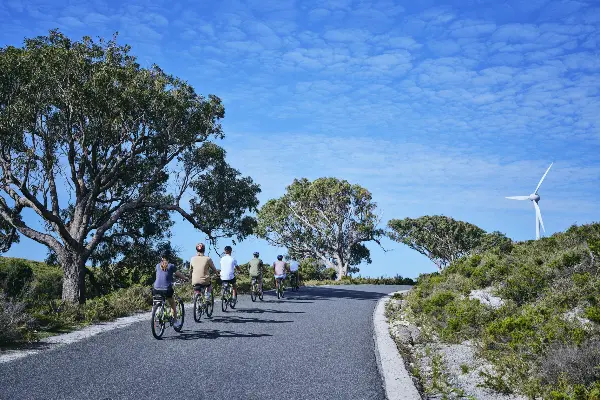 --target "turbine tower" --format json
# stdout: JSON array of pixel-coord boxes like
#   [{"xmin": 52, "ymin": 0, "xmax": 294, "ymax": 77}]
[{"xmin": 506, "ymin": 163, "xmax": 553, "ymax": 240}]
